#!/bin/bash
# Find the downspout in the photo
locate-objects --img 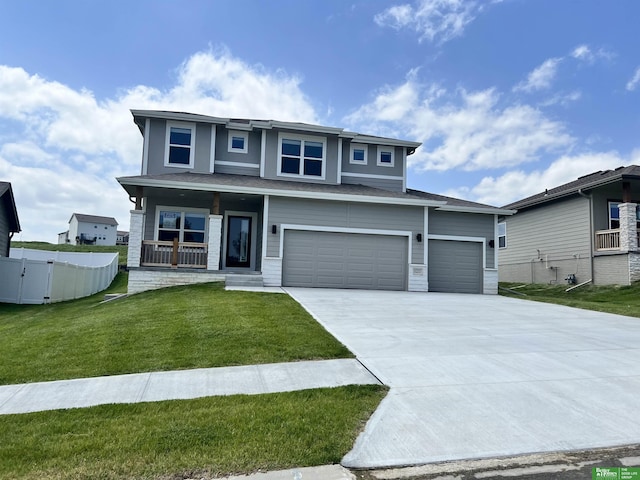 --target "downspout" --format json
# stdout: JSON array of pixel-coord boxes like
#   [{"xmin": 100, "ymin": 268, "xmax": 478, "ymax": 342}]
[{"xmin": 577, "ymin": 188, "xmax": 595, "ymax": 282}]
